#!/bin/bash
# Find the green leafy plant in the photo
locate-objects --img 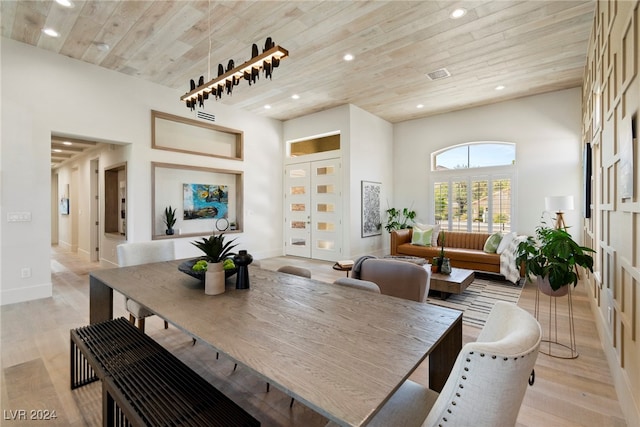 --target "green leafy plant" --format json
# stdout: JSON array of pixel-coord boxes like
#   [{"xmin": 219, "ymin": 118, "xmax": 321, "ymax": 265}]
[
  {"xmin": 164, "ymin": 206, "xmax": 177, "ymax": 230},
  {"xmin": 515, "ymin": 224, "xmax": 595, "ymax": 291},
  {"xmin": 191, "ymin": 233, "xmax": 239, "ymax": 263},
  {"xmin": 384, "ymin": 207, "xmax": 417, "ymax": 232}
]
